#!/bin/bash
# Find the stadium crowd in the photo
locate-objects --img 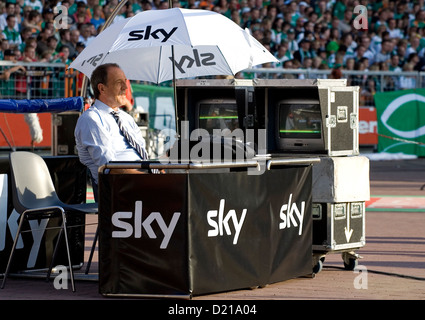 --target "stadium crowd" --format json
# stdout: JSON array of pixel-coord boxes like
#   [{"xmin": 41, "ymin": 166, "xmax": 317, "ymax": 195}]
[{"xmin": 0, "ymin": 0, "xmax": 425, "ymax": 88}]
